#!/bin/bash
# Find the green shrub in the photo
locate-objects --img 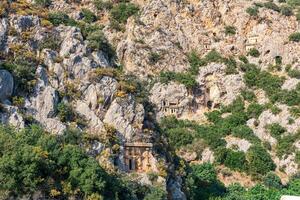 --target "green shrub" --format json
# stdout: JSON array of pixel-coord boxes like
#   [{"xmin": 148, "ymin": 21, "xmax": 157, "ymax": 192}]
[
  {"xmin": 93, "ymin": 0, "xmax": 113, "ymax": 11},
  {"xmin": 287, "ymin": 0, "xmax": 300, "ymax": 7},
  {"xmin": 247, "ymin": 145, "xmax": 276, "ymax": 175},
  {"xmin": 222, "ymin": 149, "xmax": 248, "ymax": 171},
  {"xmin": 224, "ymin": 57, "xmax": 238, "ymax": 75},
  {"xmin": 48, "ymin": 12, "xmax": 76, "ymax": 26},
  {"xmin": 288, "ymin": 69, "xmax": 300, "ymax": 78},
  {"xmin": 159, "ymin": 71, "xmax": 197, "ymax": 89},
  {"xmin": 110, "ymin": 3, "xmax": 139, "ymax": 23},
  {"xmin": 0, "ymin": 59, "xmax": 36, "ymax": 93},
  {"xmin": 204, "ymin": 49, "xmax": 223, "ymax": 63},
  {"xmin": 246, "ymin": 6, "xmax": 259, "ymax": 16},
  {"xmin": 276, "ymin": 133, "xmax": 300, "ymax": 157},
  {"xmin": 263, "ymin": 172, "xmax": 282, "ymax": 189},
  {"xmin": 224, "ymin": 26, "xmax": 236, "ymax": 35},
  {"xmin": 266, "ymin": 123, "xmax": 286, "ymax": 139},
  {"xmin": 247, "ymin": 48, "xmax": 260, "ymax": 57},
  {"xmin": 57, "ymin": 102, "xmax": 74, "ymax": 122},
  {"xmin": 86, "ymin": 30, "xmax": 115, "ymax": 59},
  {"xmin": 81, "ymin": 9, "xmax": 97, "ymax": 23},
  {"xmin": 34, "ymin": 0, "xmax": 51, "ymax": 7},
  {"xmin": 241, "ymin": 90, "xmax": 256, "ymax": 102},
  {"xmin": 186, "ymin": 163, "xmax": 225, "ymax": 200},
  {"xmin": 296, "ymin": 10, "xmax": 300, "ymax": 20},
  {"xmin": 144, "ymin": 186, "xmax": 167, "ymax": 200},
  {"xmin": 232, "ymin": 125, "xmax": 260, "ymax": 144},
  {"xmin": 39, "ymin": 34, "xmax": 61, "ymax": 51},
  {"xmin": 238, "ymin": 55, "xmax": 249, "ymax": 64},
  {"xmin": 289, "ymin": 32, "xmax": 300, "ymax": 42},
  {"xmin": 247, "ymin": 103, "xmax": 265, "ymax": 119},
  {"xmin": 188, "ymin": 51, "xmax": 206, "ymax": 75},
  {"xmin": 264, "ymin": 2, "xmax": 281, "ymax": 12},
  {"xmin": 281, "ymin": 6, "xmax": 293, "ymax": 16}
]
